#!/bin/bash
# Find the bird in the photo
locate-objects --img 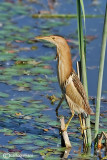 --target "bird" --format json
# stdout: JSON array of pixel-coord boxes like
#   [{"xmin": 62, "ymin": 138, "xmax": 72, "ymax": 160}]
[{"xmin": 36, "ymin": 35, "xmax": 93, "ymax": 133}]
